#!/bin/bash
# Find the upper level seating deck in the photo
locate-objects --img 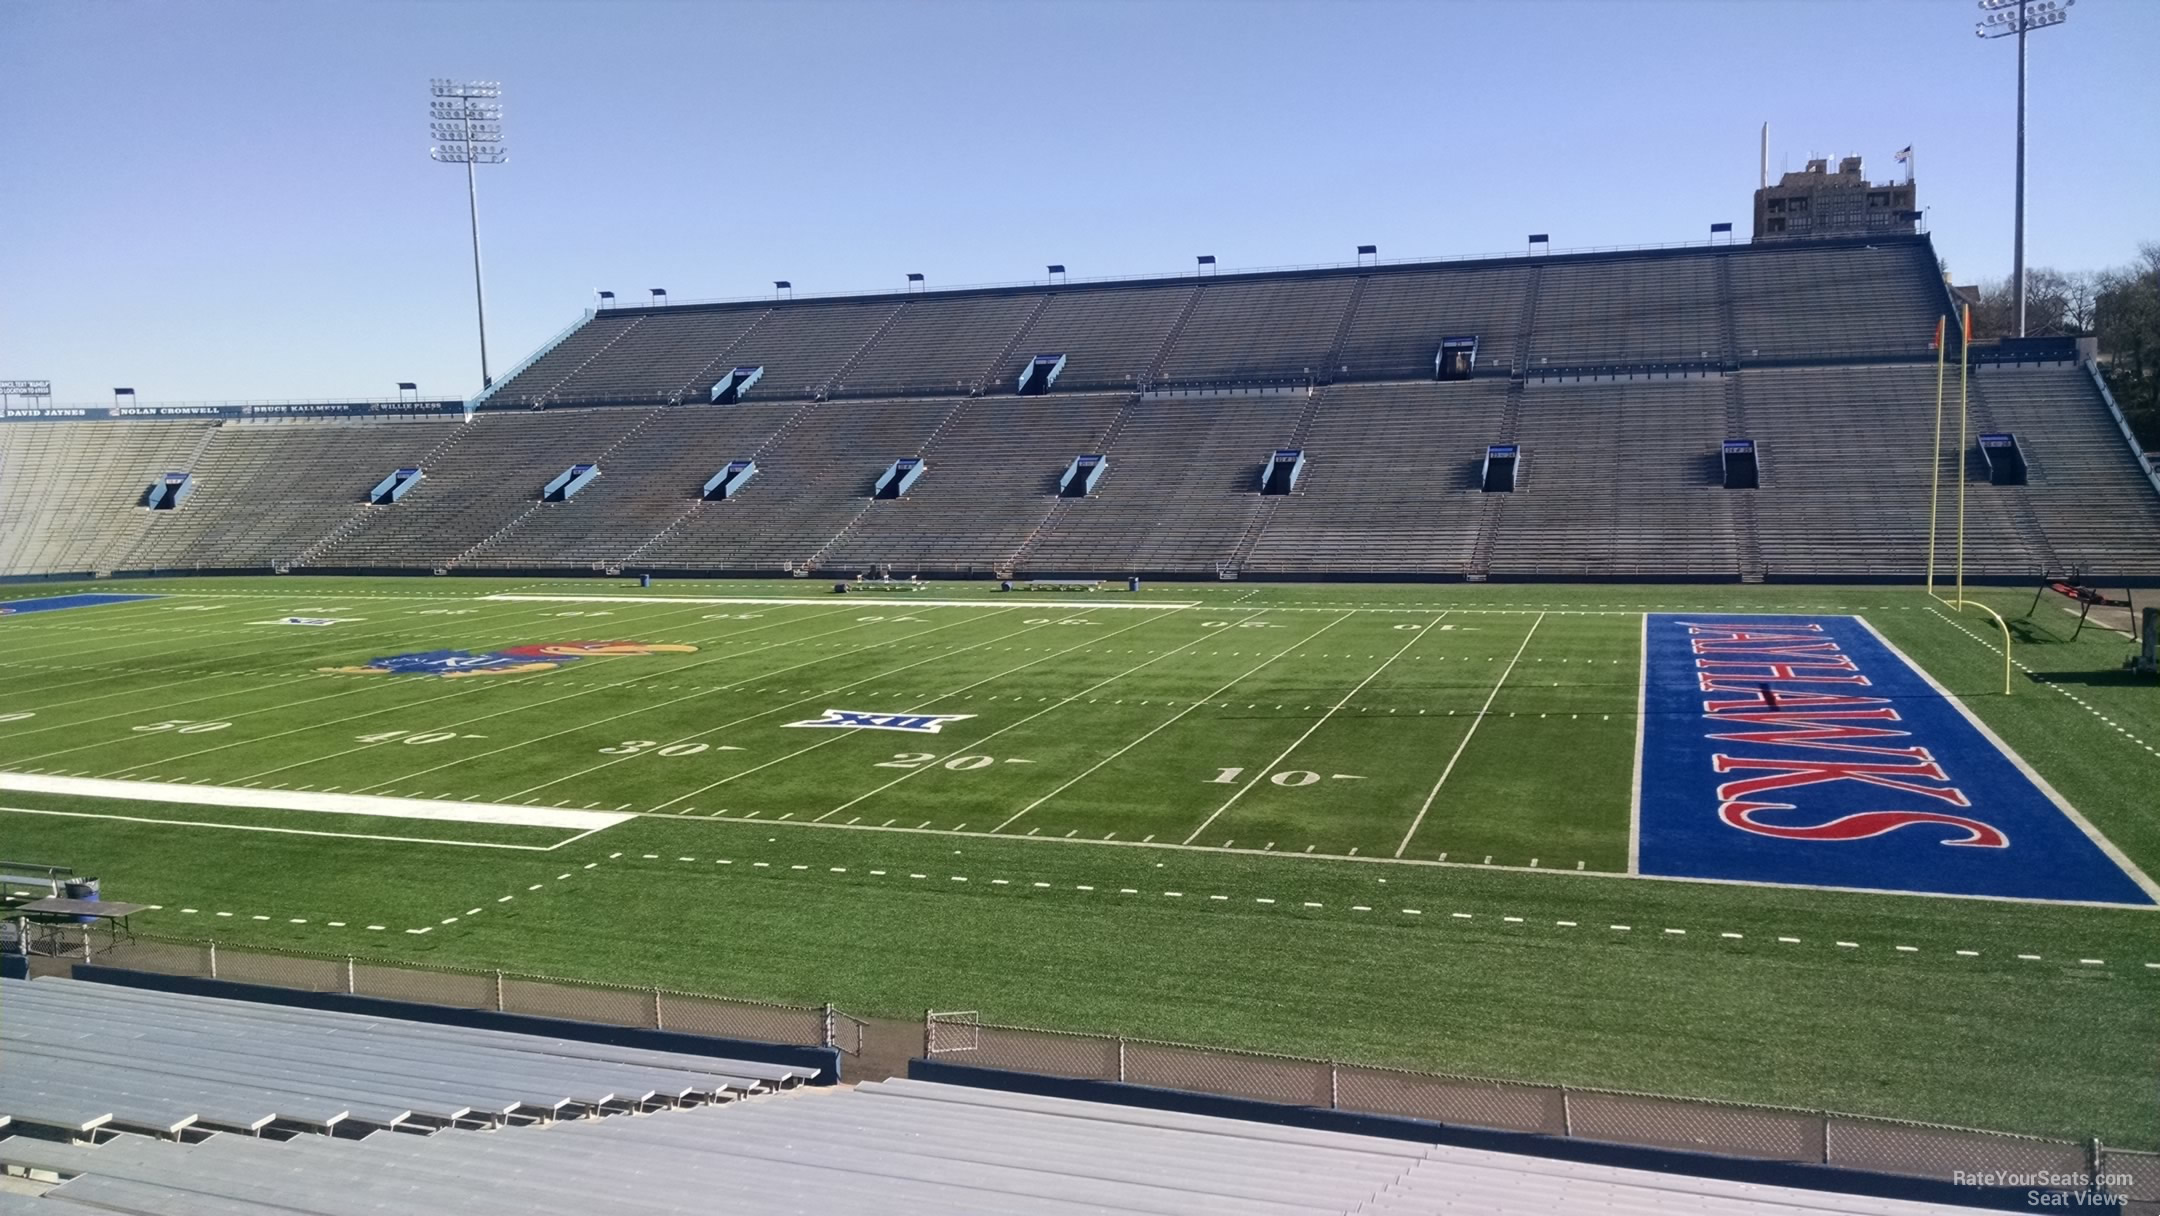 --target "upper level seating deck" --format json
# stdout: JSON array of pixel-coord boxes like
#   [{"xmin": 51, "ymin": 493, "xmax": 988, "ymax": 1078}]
[
  {"xmin": 119, "ymin": 417, "xmax": 459, "ymax": 571},
  {"xmin": 461, "ymin": 401, "xmax": 807, "ymax": 570},
  {"xmin": 310, "ymin": 408, "xmax": 657, "ymax": 568},
  {"xmin": 0, "ymin": 420, "xmax": 216, "ymax": 576},
  {"xmin": 1729, "ymin": 240, "xmax": 1944, "ymax": 362},
  {"xmin": 1527, "ymin": 257, "xmax": 1724, "ymax": 369},
  {"xmin": 1976, "ymin": 367, "xmax": 2160, "ymax": 577},
  {"xmin": 1006, "ymin": 284, "xmax": 1193, "ymax": 391},
  {"xmin": 1243, "ymin": 382, "xmax": 1508, "ymax": 575},
  {"xmin": 817, "ymin": 393, "xmax": 1130, "ymax": 573},
  {"xmin": 1487, "ymin": 380, "xmax": 1738, "ymax": 576},
  {"xmin": 474, "ymin": 234, "xmax": 1956, "ymax": 411},
  {"xmin": 1153, "ymin": 277, "xmax": 1359, "ymax": 386},
  {"xmin": 481, "ymin": 311, "xmax": 646, "ymax": 406},
  {"xmin": 635, "ymin": 397, "xmax": 964, "ymax": 571},
  {"xmin": 545, "ymin": 307, "xmax": 770, "ymax": 406},
  {"xmin": 1021, "ymin": 393, "xmax": 1289, "ymax": 573},
  {"xmin": 719, "ymin": 300, "xmax": 907, "ymax": 400},
  {"xmin": 1332, "ymin": 266, "xmax": 1528, "ymax": 380},
  {"xmin": 829, "ymin": 293, "xmax": 1044, "ymax": 398}
]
